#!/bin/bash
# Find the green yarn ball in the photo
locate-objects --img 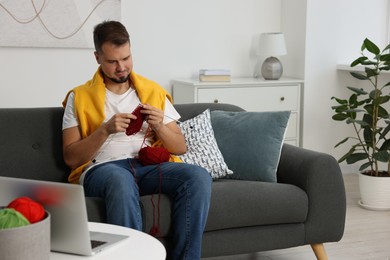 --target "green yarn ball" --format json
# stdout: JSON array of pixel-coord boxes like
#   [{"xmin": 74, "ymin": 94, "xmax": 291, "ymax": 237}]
[{"xmin": 0, "ymin": 208, "xmax": 30, "ymax": 229}]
